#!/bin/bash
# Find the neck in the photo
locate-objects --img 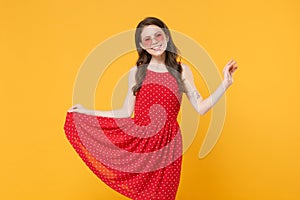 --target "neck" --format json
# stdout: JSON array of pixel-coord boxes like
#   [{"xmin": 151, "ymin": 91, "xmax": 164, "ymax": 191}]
[{"xmin": 149, "ymin": 52, "xmax": 166, "ymax": 66}]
